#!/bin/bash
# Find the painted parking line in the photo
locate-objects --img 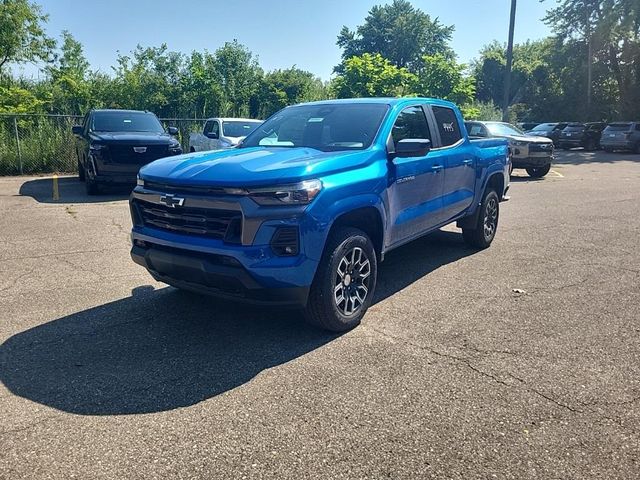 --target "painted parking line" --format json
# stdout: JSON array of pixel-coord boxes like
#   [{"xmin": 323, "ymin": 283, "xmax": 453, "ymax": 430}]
[{"xmin": 550, "ymin": 169, "xmax": 564, "ymax": 178}]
